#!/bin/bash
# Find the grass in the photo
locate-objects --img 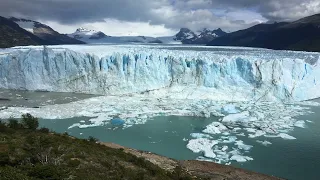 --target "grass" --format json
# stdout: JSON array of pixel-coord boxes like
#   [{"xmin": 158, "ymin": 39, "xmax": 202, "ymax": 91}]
[{"xmin": 0, "ymin": 114, "xmax": 197, "ymax": 180}]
